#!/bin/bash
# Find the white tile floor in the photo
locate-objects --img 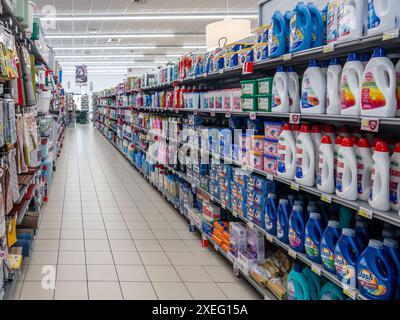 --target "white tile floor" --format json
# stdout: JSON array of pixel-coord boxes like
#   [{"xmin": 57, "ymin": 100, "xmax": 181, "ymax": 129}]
[{"xmin": 13, "ymin": 125, "xmax": 261, "ymax": 300}]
